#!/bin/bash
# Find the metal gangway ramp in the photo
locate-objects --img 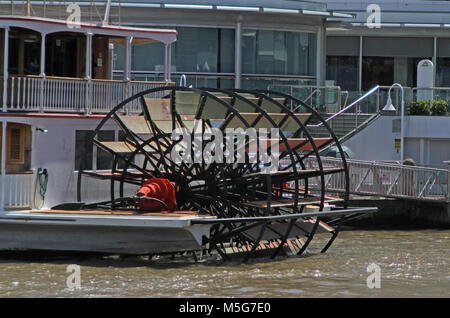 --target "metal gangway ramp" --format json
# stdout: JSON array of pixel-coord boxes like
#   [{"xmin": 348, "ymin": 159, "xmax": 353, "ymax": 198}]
[{"xmin": 303, "ymin": 158, "xmax": 449, "ymax": 203}]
